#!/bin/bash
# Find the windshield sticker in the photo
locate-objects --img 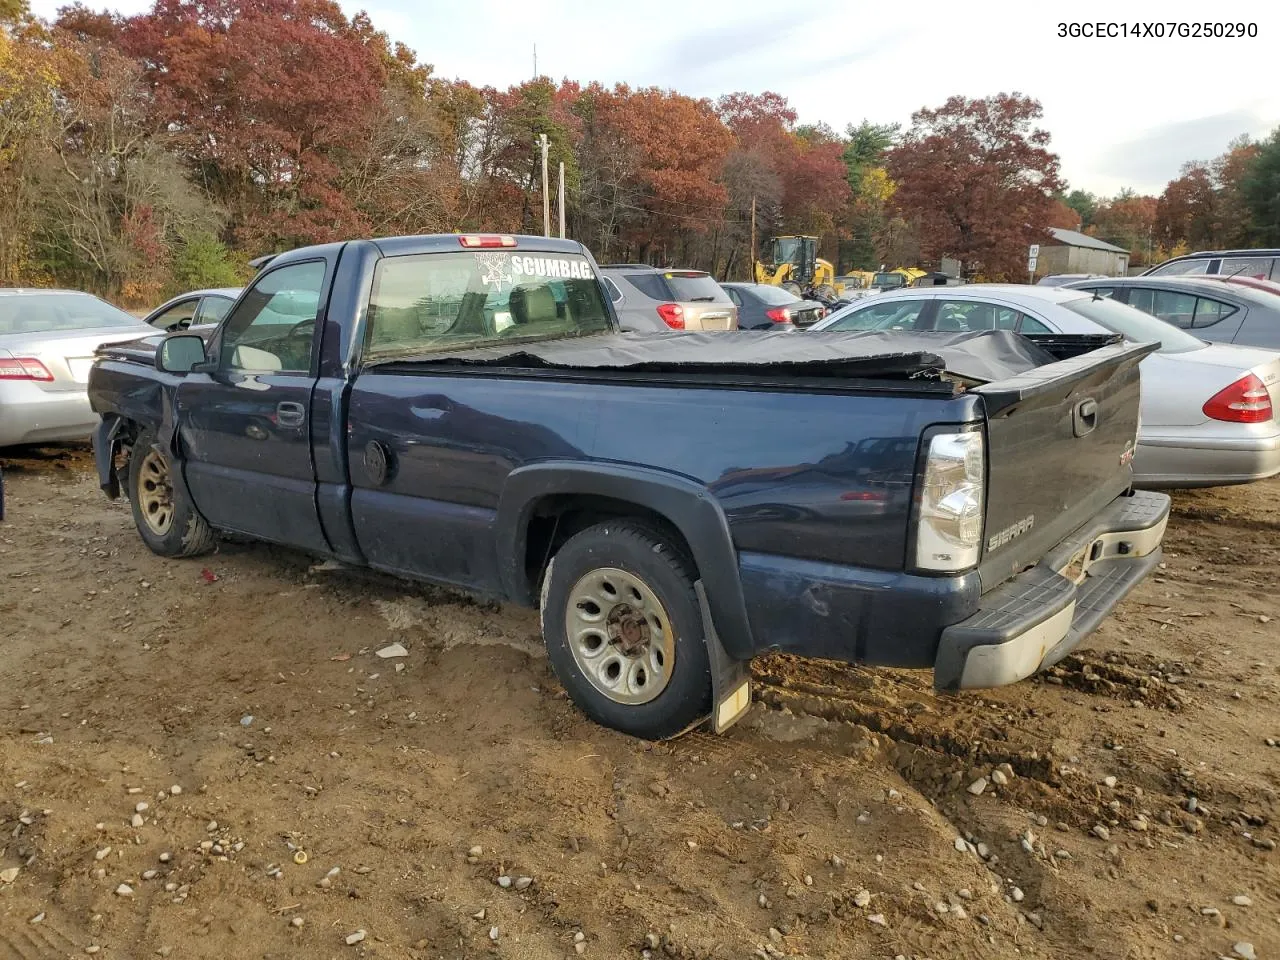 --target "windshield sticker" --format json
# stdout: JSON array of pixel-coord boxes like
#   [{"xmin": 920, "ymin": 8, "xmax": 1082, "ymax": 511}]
[
  {"xmin": 476, "ymin": 252, "xmax": 513, "ymax": 291},
  {"xmin": 510, "ymin": 255, "xmax": 594, "ymax": 281}
]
